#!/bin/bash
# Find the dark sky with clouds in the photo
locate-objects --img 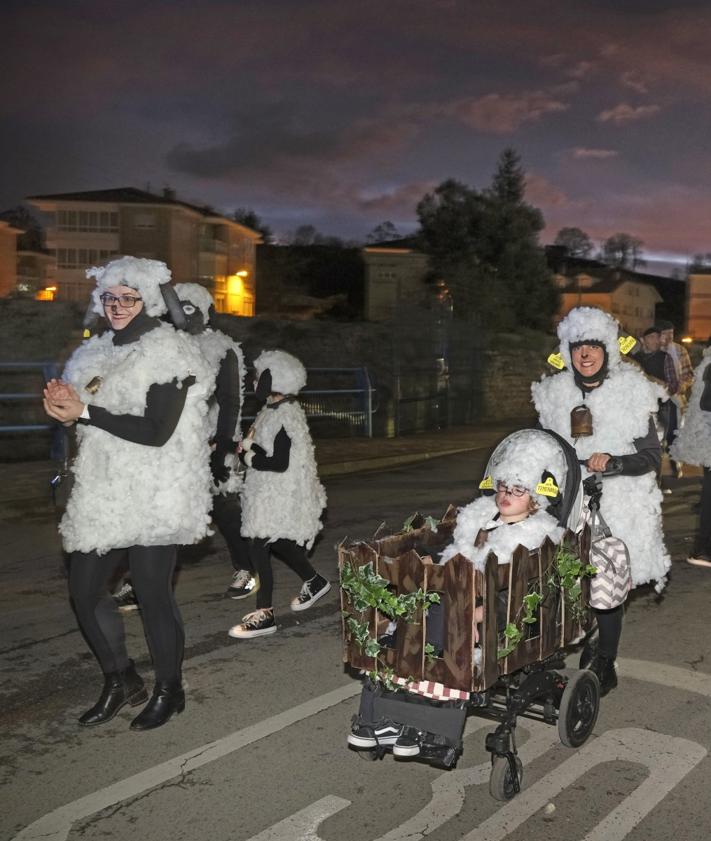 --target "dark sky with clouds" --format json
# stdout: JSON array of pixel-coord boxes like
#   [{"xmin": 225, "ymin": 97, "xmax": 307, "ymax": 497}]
[{"xmin": 3, "ymin": 0, "xmax": 711, "ymax": 263}]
